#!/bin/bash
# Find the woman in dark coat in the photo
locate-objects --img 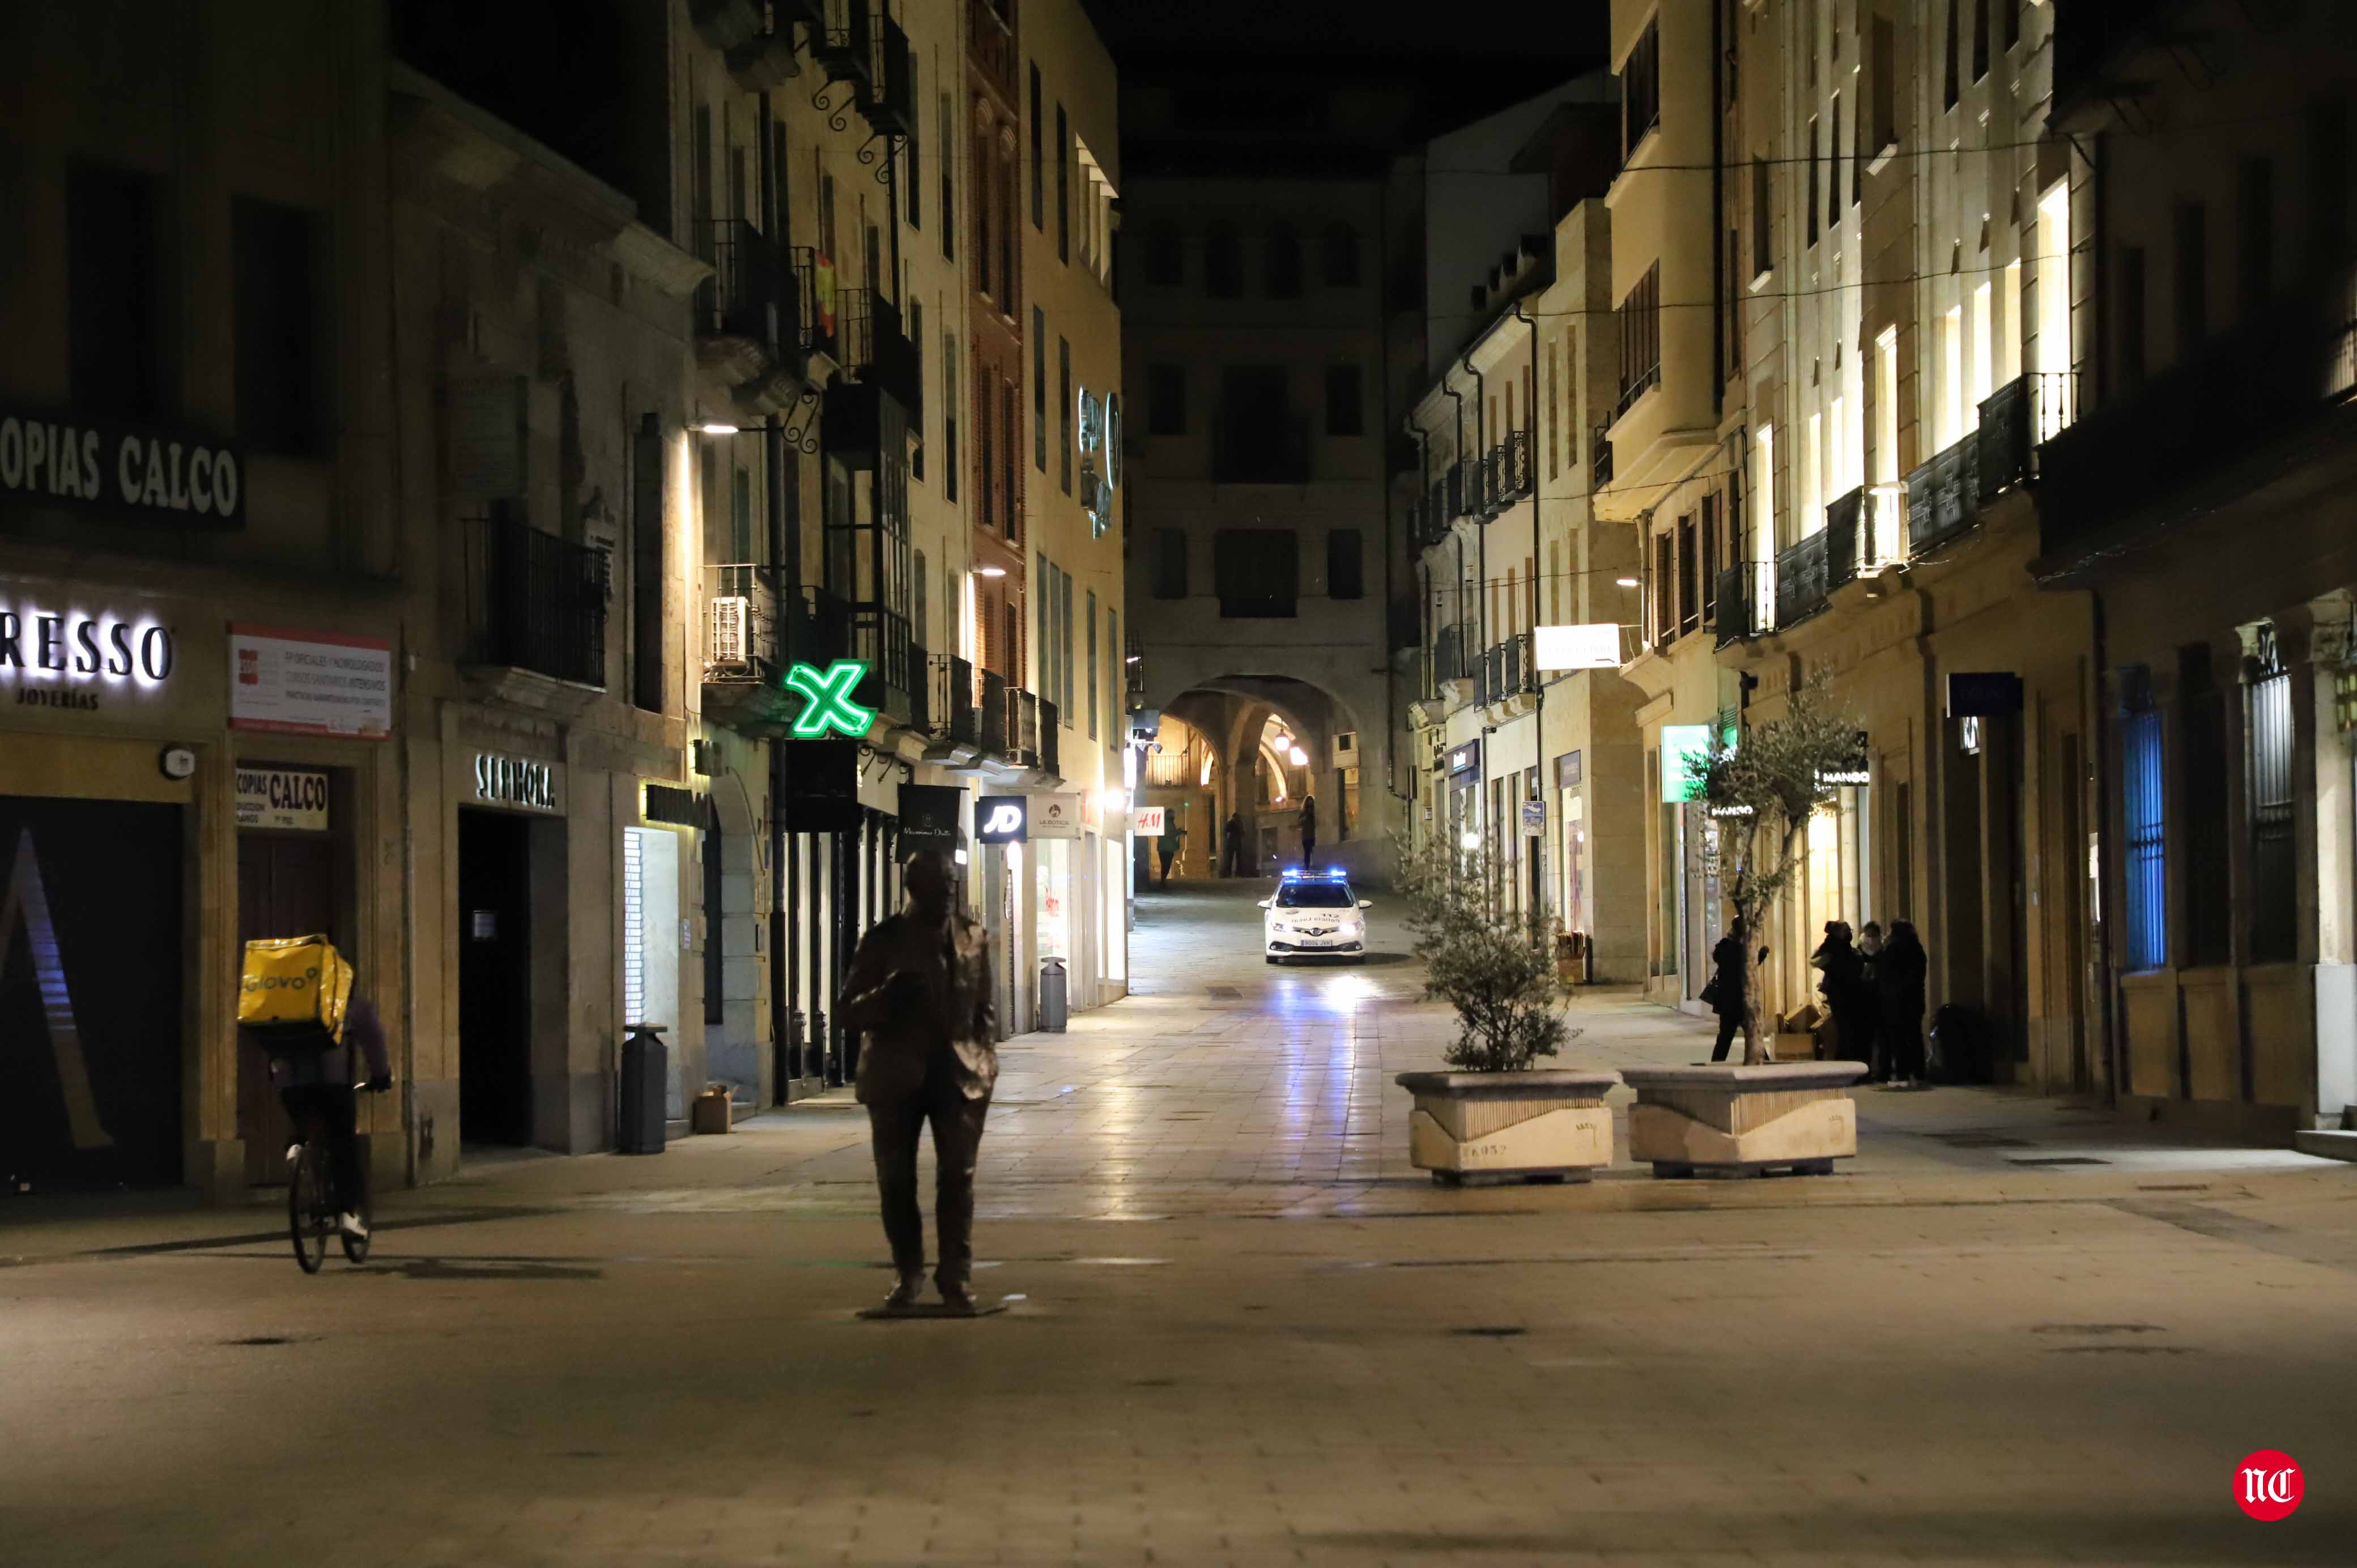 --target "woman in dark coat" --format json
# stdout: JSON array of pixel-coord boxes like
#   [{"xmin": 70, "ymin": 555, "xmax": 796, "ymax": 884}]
[
  {"xmin": 1875, "ymin": 920, "xmax": 1930, "ymax": 1085},
  {"xmin": 1708, "ymin": 918, "xmax": 1765, "ymax": 1063},
  {"xmin": 1812, "ymin": 921, "xmax": 1870, "ymax": 1065}
]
